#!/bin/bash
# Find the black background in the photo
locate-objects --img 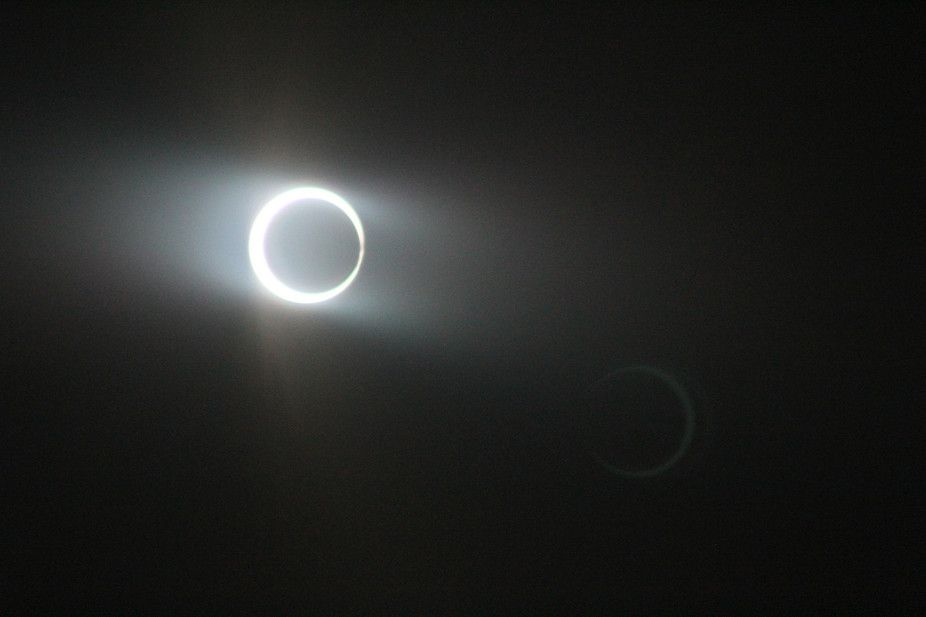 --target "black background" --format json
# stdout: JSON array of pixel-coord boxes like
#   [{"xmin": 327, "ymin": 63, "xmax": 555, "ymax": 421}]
[{"xmin": 1, "ymin": 3, "xmax": 922, "ymax": 613}]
